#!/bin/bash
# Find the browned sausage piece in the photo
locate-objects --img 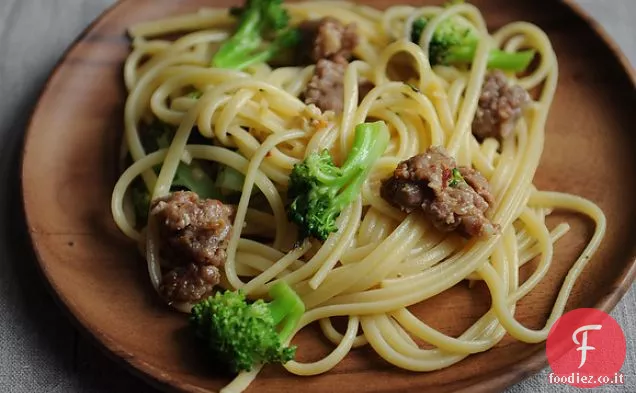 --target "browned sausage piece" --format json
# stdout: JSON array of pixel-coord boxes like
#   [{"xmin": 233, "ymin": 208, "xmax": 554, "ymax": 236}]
[
  {"xmin": 380, "ymin": 146, "xmax": 497, "ymax": 238},
  {"xmin": 299, "ymin": 17, "xmax": 373, "ymax": 113},
  {"xmin": 160, "ymin": 263, "xmax": 221, "ymax": 304},
  {"xmin": 303, "ymin": 58, "xmax": 348, "ymax": 113},
  {"xmin": 472, "ymin": 70, "xmax": 531, "ymax": 141},
  {"xmin": 149, "ymin": 191, "xmax": 234, "ymax": 303},
  {"xmin": 298, "ymin": 16, "xmax": 359, "ymax": 63}
]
